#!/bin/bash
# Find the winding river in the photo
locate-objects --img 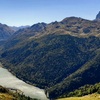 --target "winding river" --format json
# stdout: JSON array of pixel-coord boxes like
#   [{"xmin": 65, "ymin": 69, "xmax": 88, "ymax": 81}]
[{"xmin": 0, "ymin": 64, "xmax": 48, "ymax": 100}]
